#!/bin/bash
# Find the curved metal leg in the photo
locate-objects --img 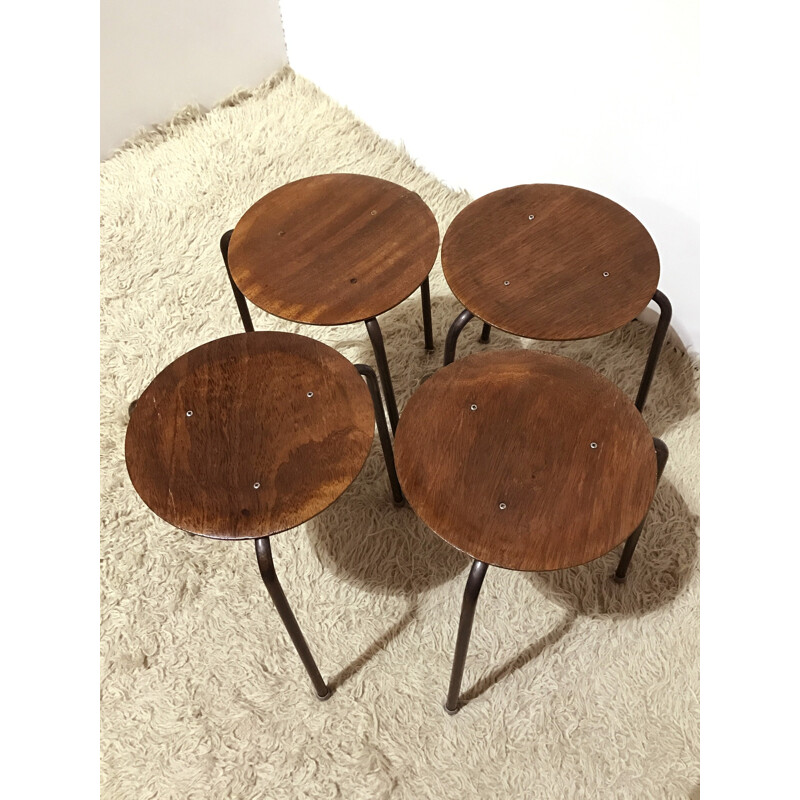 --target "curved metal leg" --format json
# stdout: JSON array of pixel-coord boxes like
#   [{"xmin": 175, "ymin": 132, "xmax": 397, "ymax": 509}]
[
  {"xmin": 420, "ymin": 276, "xmax": 434, "ymax": 352},
  {"xmin": 635, "ymin": 290, "xmax": 672, "ymax": 412},
  {"xmin": 444, "ymin": 309, "xmax": 475, "ymax": 366},
  {"xmin": 445, "ymin": 560, "xmax": 489, "ymax": 714},
  {"xmin": 614, "ymin": 438, "xmax": 669, "ymax": 582},
  {"xmin": 356, "ymin": 364, "xmax": 404, "ymax": 506},
  {"xmin": 255, "ymin": 537, "xmax": 331, "ymax": 700},
  {"xmin": 364, "ymin": 317, "xmax": 399, "ymax": 434},
  {"xmin": 479, "ymin": 323, "xmax": 491, "ymax": 344},
  {"xmin": 220, "ymin": 230, "xmax": 254, "ymax": 333}
]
